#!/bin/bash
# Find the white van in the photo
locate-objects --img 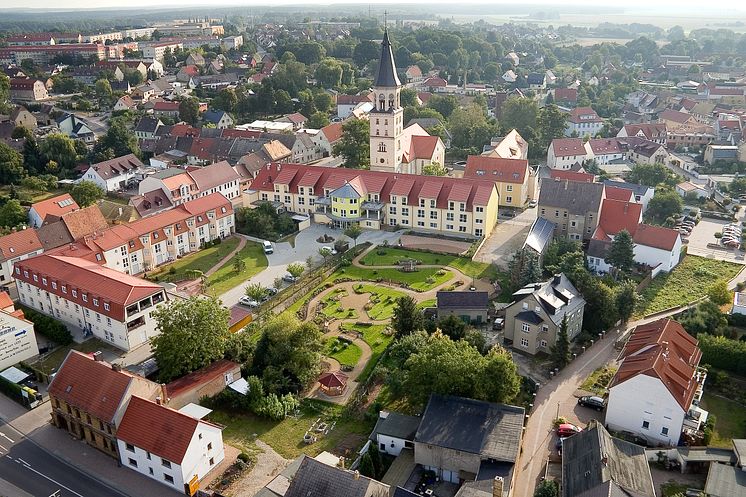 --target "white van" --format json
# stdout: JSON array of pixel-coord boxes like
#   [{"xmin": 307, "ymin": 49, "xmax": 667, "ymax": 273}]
[{"xmin": 262, "ymin": 240, "xmax": 273, "ymax": 254}]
